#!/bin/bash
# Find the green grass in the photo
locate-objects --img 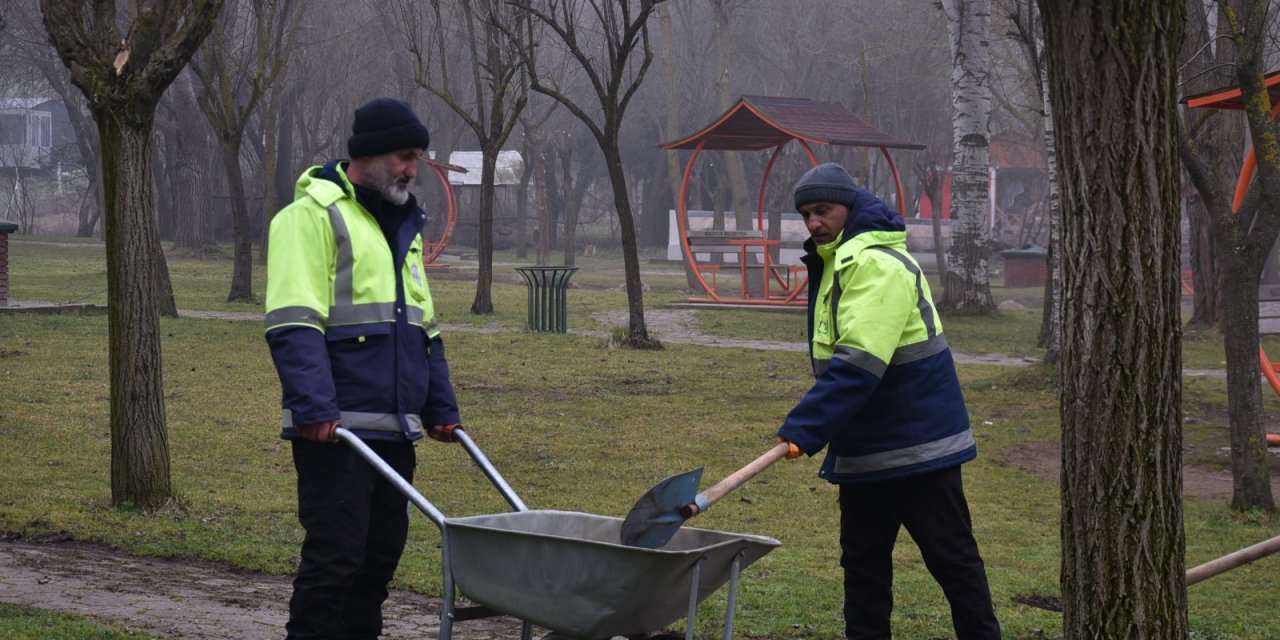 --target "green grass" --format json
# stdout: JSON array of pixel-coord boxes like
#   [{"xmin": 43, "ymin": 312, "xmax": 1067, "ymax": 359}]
[
  {"xmin": 3, "ymin": 238, "xmax": 1279, "ymax": 639},
  {"xmin": 0, "ymin": 604, "xmax": 161, "ymax": 639}
]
